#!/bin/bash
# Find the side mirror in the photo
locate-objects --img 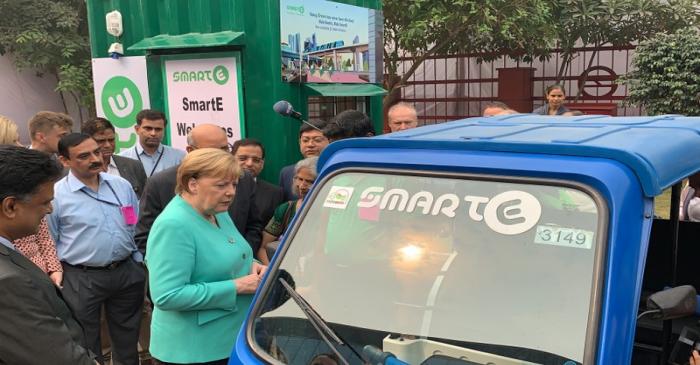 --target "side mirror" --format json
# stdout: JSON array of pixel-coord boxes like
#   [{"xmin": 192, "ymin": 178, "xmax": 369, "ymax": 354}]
[{"xmin": 646, "ymin": 285, "xmax": 697, "ymax": 320}]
